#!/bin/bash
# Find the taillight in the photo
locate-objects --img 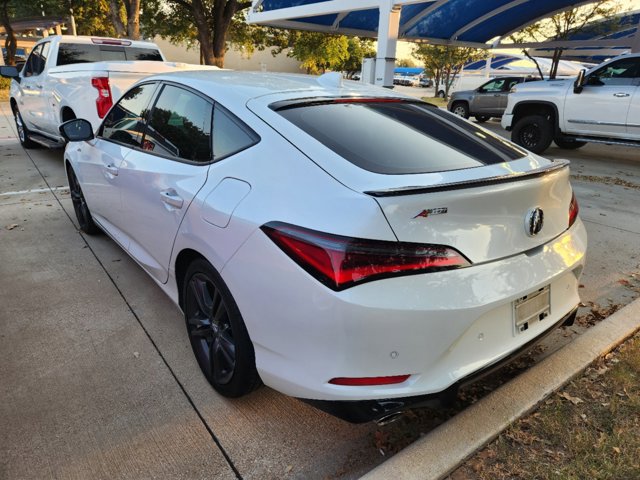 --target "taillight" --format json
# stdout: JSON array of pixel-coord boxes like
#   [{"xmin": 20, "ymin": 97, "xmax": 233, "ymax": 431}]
[
  {"xmin": 261, "ymin": 221, "xmax": 470, "ymax": 291},
  {"xmin": 91, "ymin": 77, "xmax": 113, "ymax": 118},
  {"xmin": 569, "ymin": 191, "xmax": 579, "ymax": 228},
  {"xmin": 329, "ymin": 375, "xmax": 410, "ymax": 386}
]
